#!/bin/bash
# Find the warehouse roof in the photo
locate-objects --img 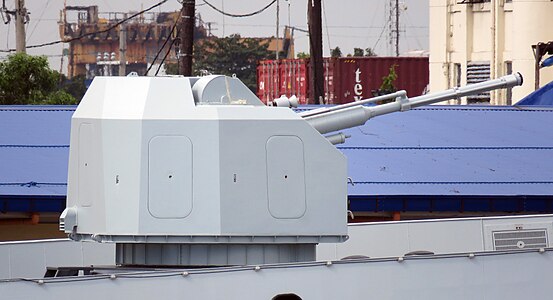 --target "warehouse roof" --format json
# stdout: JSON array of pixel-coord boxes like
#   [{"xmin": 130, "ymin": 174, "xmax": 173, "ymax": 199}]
[
  {"xmin": 0, "ymin": 106, "xmax": 73, "ymax": 202},
  {"xmin": 336, "ymin": 105, "xmax": 553, "ymax": 197},
  {"xmin": 2, "ymin": 104, "xmax": 553, "ymax": 214}
]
